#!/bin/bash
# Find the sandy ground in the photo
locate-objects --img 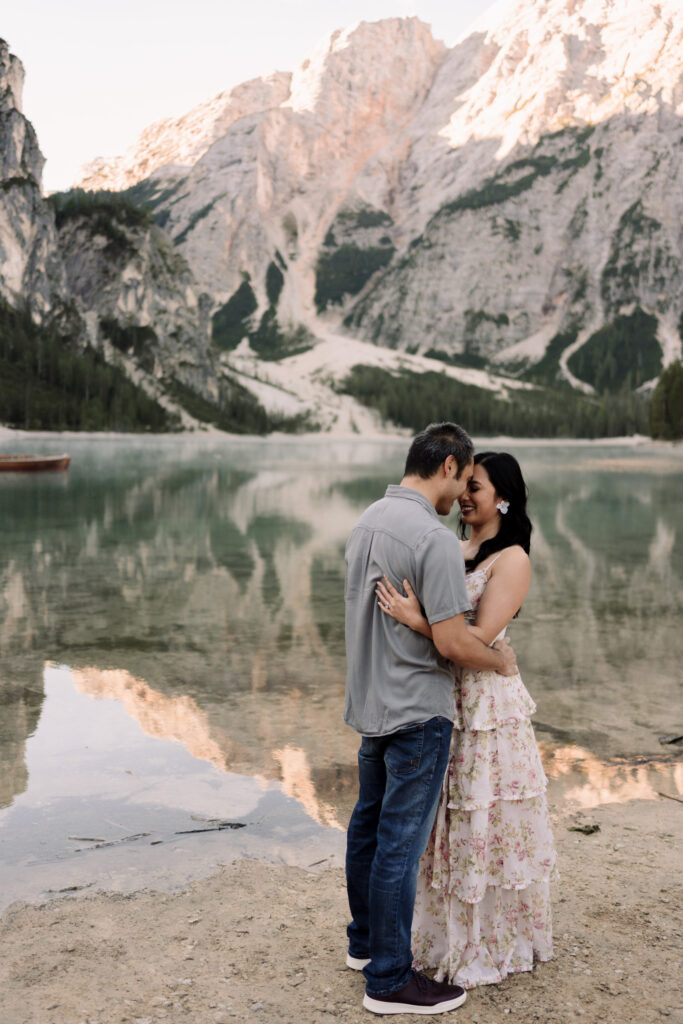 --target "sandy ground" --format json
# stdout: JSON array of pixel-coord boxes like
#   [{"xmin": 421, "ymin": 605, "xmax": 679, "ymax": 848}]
[{"xmin": 1, "ymin": 797, "xmax": 681, "ymax": 1024}]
